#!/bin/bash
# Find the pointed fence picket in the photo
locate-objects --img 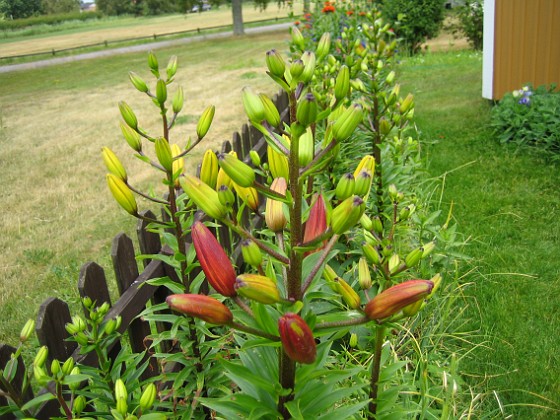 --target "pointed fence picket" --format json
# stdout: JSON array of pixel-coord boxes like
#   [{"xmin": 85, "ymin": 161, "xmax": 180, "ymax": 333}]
[{"xmin": 0, "ymin": 91, "xmax": 289, "ymax": 419}]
